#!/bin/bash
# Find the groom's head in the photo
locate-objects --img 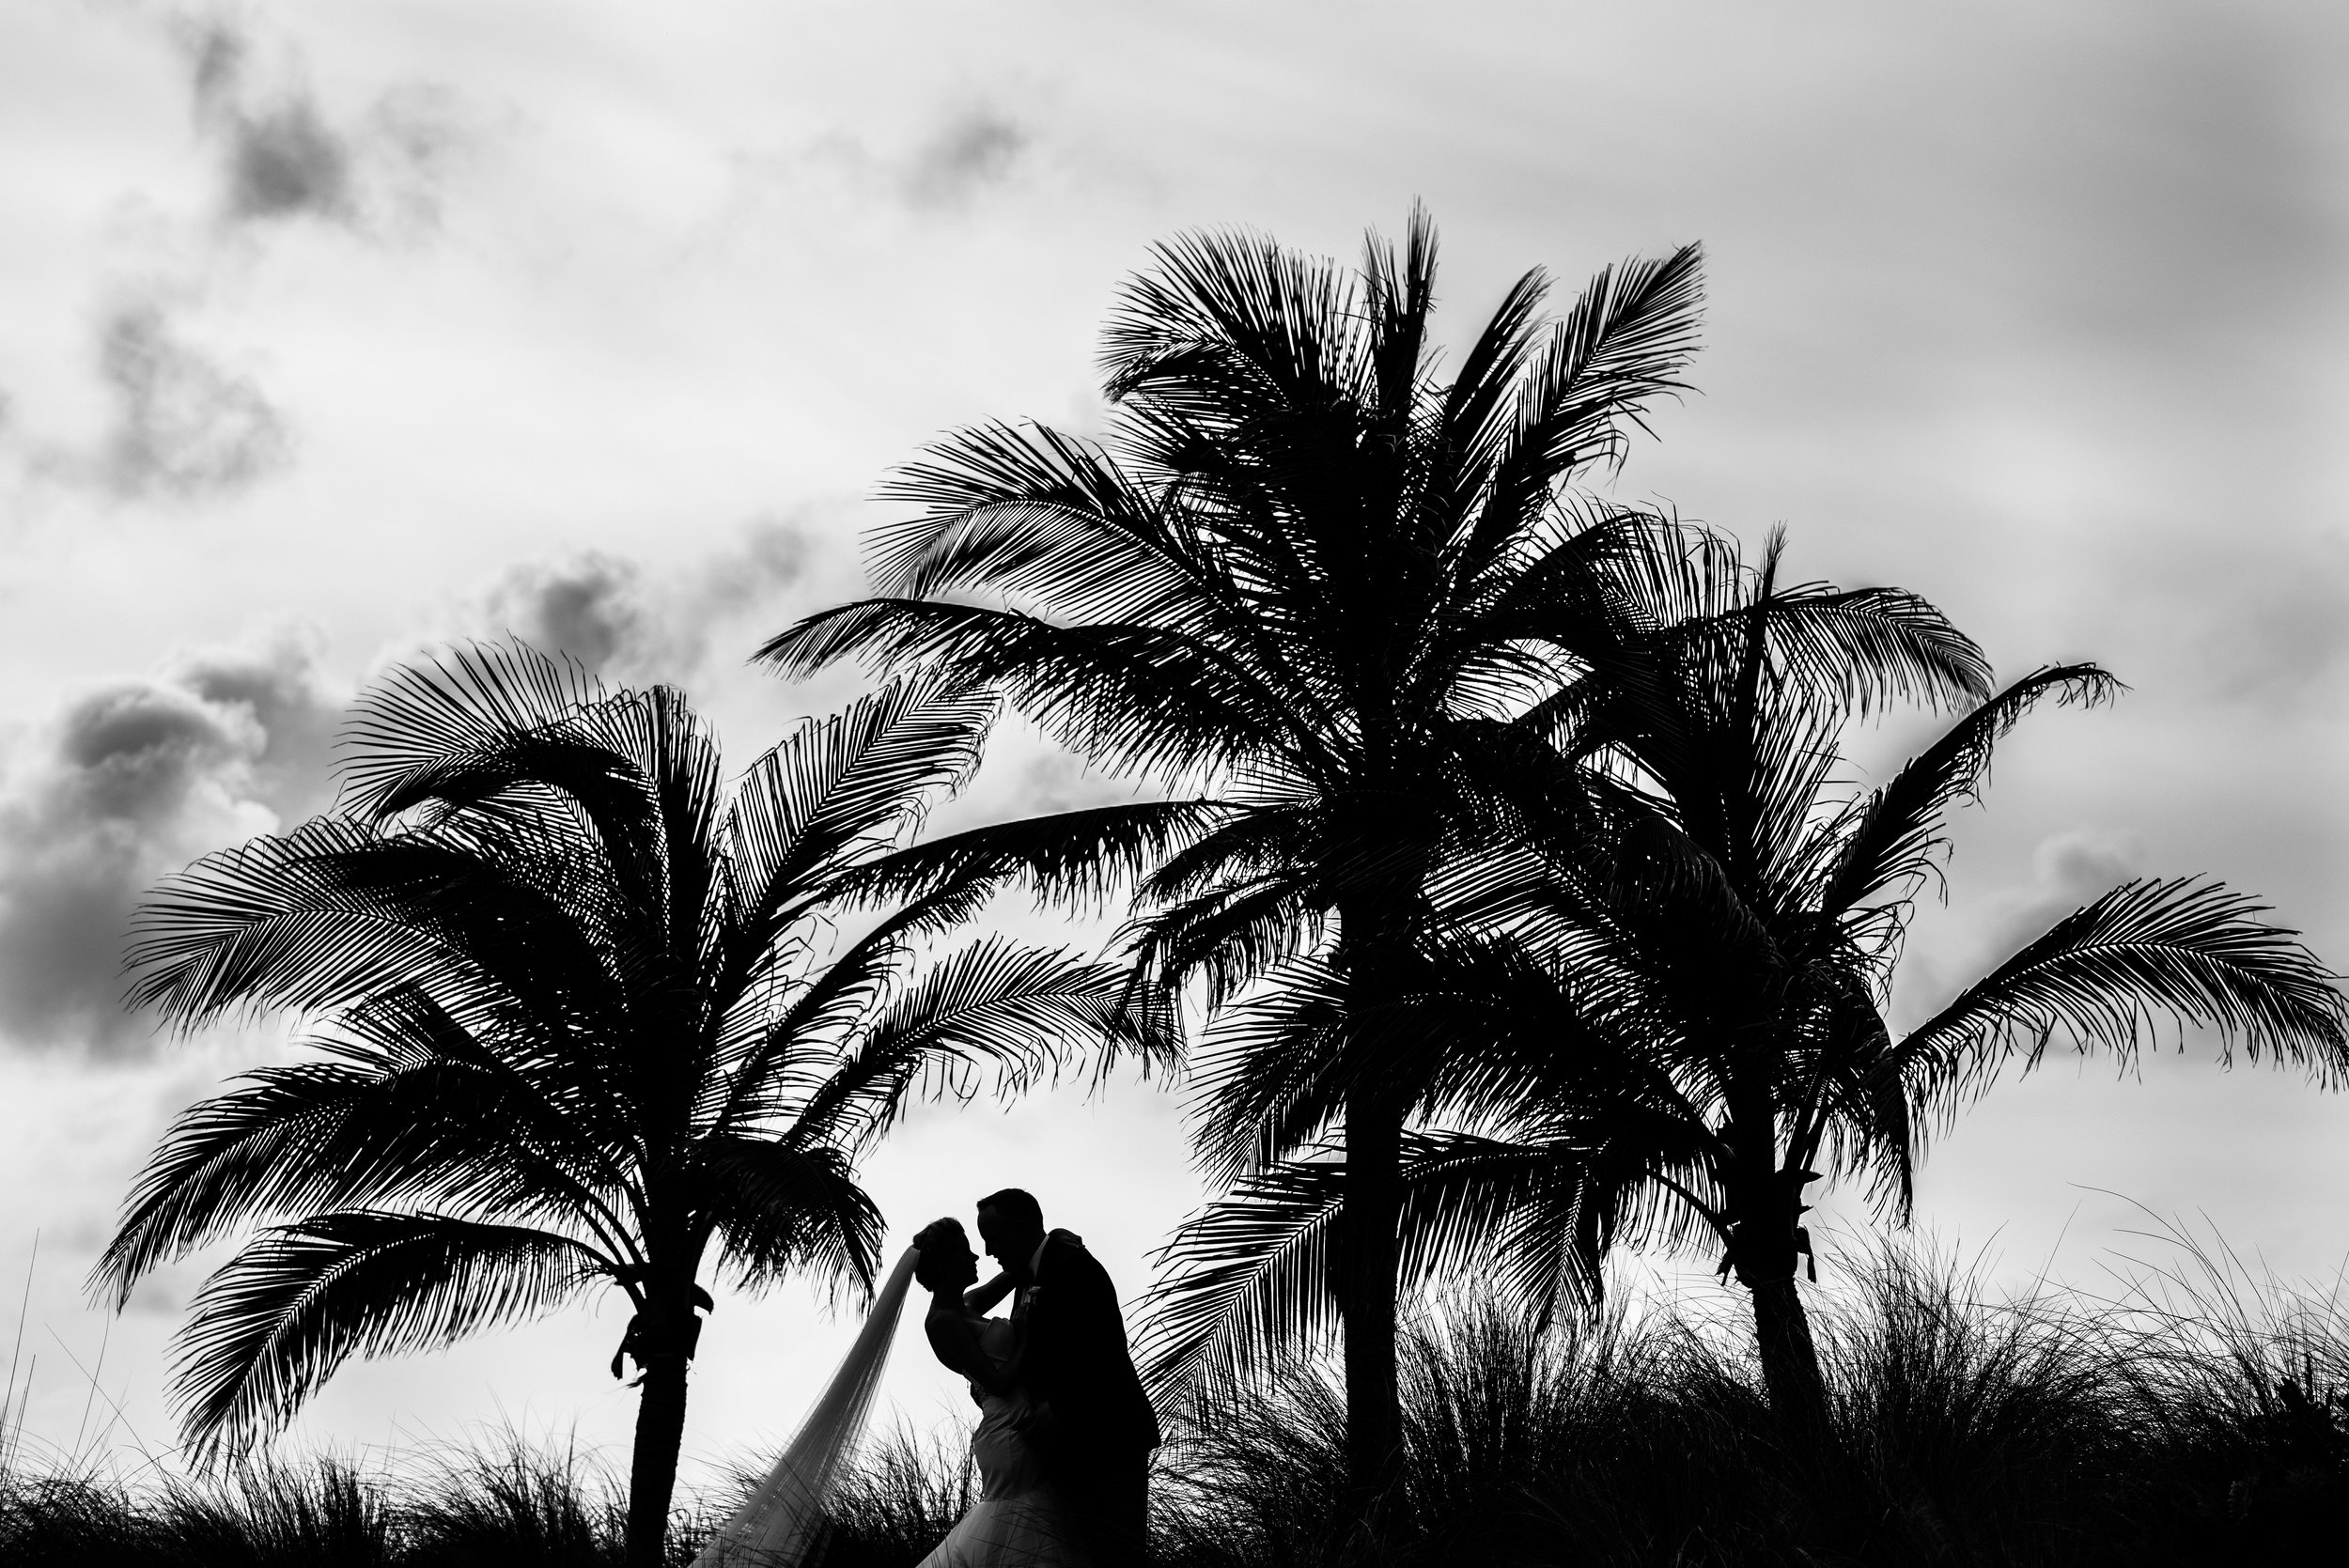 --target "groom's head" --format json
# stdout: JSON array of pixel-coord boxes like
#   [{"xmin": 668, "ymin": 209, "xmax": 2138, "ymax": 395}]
[{"xmin": 975, "ymin": 1188, "xmax": 1046, "ymax": 1277}]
